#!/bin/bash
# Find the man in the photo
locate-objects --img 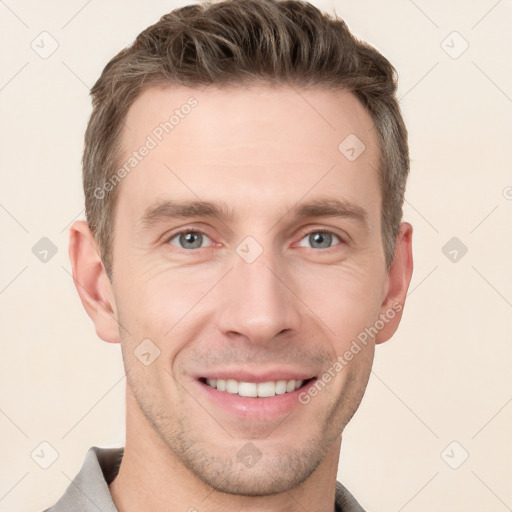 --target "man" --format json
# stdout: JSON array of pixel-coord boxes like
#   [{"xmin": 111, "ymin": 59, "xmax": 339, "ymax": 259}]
[{"xmin": 46, "ymin": 0, "xmax": 413, "ymax": 510}]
